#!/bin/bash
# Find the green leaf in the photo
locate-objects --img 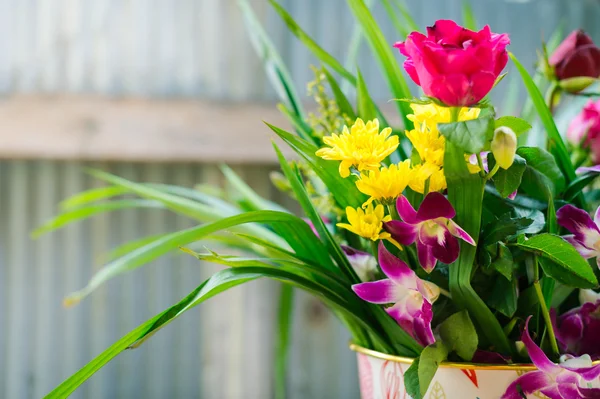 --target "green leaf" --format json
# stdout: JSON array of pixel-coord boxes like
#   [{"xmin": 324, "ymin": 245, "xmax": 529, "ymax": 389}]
[
  {"xmin": 64, "ymin": 210, "xmax": 332, "ymax": 304},
  {"xmin": 481, "ymin": 213, "xmax": 533, "ymax": 246},
  {"xmin": 266, "ymin": 123, "xmax": 368, "ymax": 208},
  {"xmin": 269, "ymin": 0, "xmax": 356, "ymax": 85},
  {"xmin": 59, "ymin": 185, "xmax": 128, "ymax": 209},
  {"xmin": 356, "ymin": 68, "xmax": 378, "ymax": 121},
  {"xmin": 444, "ymin": 140, "xmax": 512, "ymax": 355},
  {"xmin": 517, "ymin": 147, "xmax": 566, "ymax": 201},
  {"xmin": 487, "ymin": 277, "xmax": 518, "ymax": 318},
  {"xmin": 275, "ymin": 285, "xmax": 294, "ymax": 399},
  {"xmin": 438, "ymin": 310, "xmax": 478, "ymax": 361},
  {"xmin": 346, "ymin": 0, "xmax": 412, "ymax": 128},
  {"xmin": 489, "ymin": 153, "xmax": 526, "ymax": 198},
  {"xmin": 380, "ymin": 0, "xmax": 411, "ymax": 38},
  {"xmin": 488, "ymin": 242, "xmax": 515, "ymax": 280},
  {"xmin": 32, "ymin": 199, "xmax": 165, "ymax": 238},
  {"xmin": 565, "ymin": 172, "xmax": 599, "ymax": 202},
  {"xmin": 438, "ymin": 110, "xmax": 495, "ymax": 153},
  {"xmin": 45, "ymin": 268, "xmax": 260, "ymax": 398},
  {"xmin": 494, "ymin": 116, "xmax": 532, "ymax": 137},
  {"xmin": 239, "ymin": 0, "xmax": 311, "ymax": 141},
  {"xmin": 322, "ymin": 66, "xmax": 357, "ymax": 121},
  {"xmin": 516, "ymin": 234, "xmax": 598, "ymax": 288},
  {"xmin": 461, "ymin": 0, "xmax": 477, "ymax": 30},
  {"xmin": 509, "ymin": 53, "xmax": 576, "ymax": 184},
  {"xmin": 410, "ymin": 342, "xmax": 449, "ymax": 398},
  {"xmin": 220, "ymin": 164, "xmax": 288, "ymax": 213}
]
